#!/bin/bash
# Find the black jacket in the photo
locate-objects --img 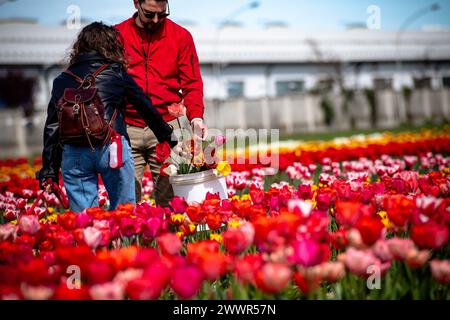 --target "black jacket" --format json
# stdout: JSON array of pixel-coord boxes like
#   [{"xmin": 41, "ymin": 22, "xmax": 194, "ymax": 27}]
[{"xmin": 39, "ymin": 52, "xmax": 175, "ymax": 182}]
